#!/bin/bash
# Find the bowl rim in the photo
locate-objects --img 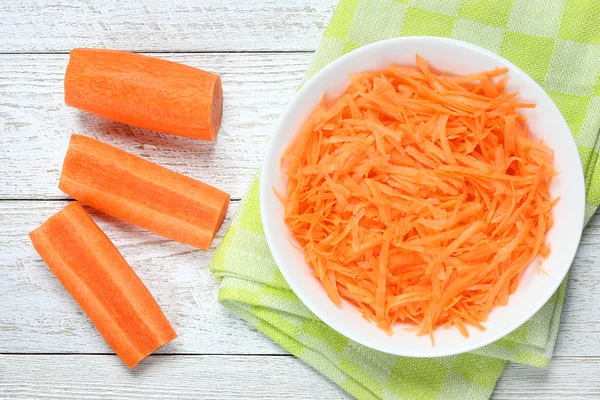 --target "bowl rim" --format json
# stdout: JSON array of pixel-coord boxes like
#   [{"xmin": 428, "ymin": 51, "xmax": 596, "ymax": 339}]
[{"xmin": 259, "ymin": 36, "xmax": 586, "ymax": 357}]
